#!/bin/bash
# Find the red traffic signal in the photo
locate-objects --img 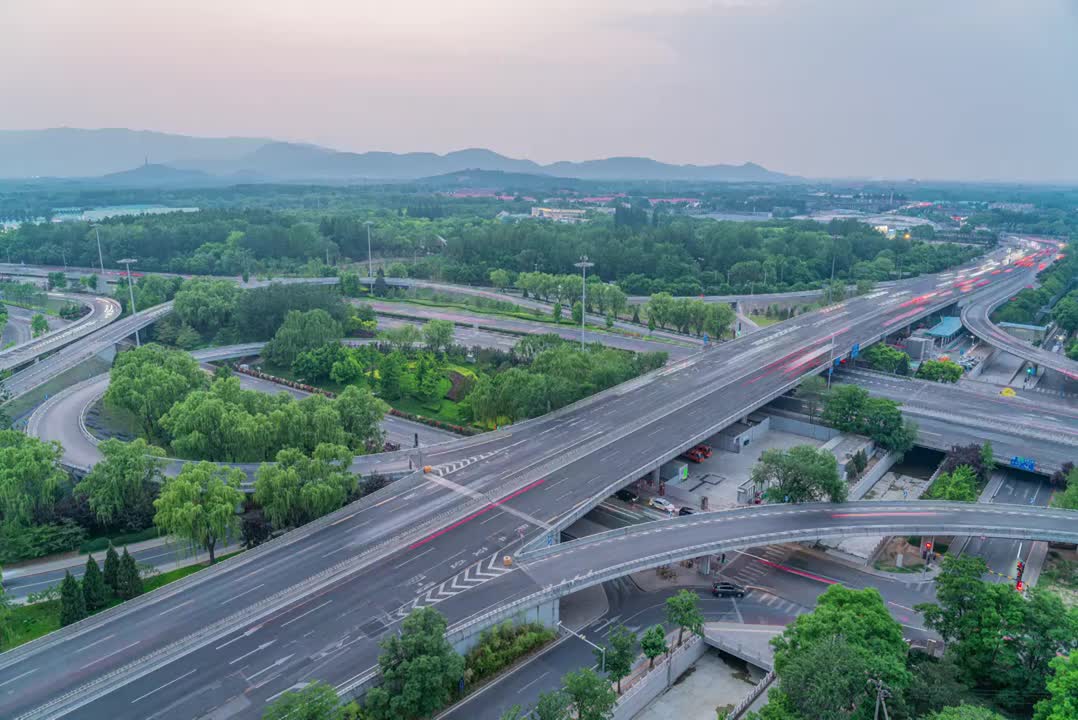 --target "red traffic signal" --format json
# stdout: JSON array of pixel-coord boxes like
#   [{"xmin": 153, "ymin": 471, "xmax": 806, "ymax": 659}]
[{"xmin": 1016, "ymin": 581, "xmax": 1025, "ymax": 592}]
